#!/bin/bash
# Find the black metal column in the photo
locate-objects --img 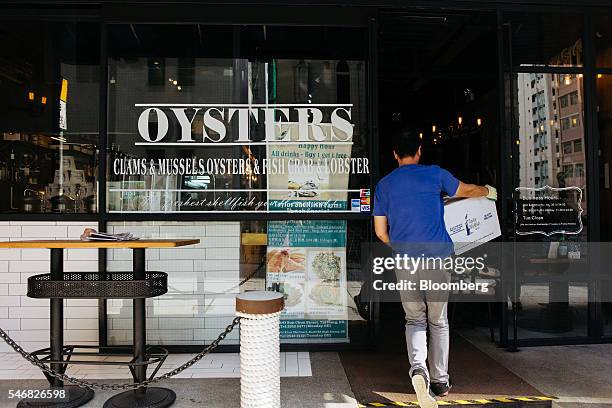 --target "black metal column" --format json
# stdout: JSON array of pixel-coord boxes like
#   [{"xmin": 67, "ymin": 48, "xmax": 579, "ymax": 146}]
[
  {"xmin": 50, "ymin": 248, "xmax": 64, "ymax": 388},
  {"xmin": 133, "ymin": 248, "xmax": 147, "ymax": 397}
]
